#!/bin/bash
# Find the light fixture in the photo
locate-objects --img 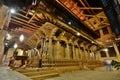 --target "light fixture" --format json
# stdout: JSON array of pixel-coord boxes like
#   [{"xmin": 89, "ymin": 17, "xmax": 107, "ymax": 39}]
[
  {"xmin": 104, "ymin": 48, "xmax": 108, "ymax": 52},
  {"xmin": 5, "ymin": 43, "xmax": 8, "ymax": 46},
  {"xmin": 32, "ymin": 0, "xmax": 37, "ymax": 5},
  {"xmin": 68, "ymin": 21, "xmax": 72, "ymax": 25},
  {"xmin": 6, "ymin": 33, "xmax": 12, "ymax": 40},
  {"xmin": 77, "ymin": 32, "xmax": 80, "ymax": 36},
  {"xmin": 13, "ymin": 43, "xmax": 18, "ymax": 48},
  {"xmin": 10, "ymin": 8, "xmax": 16, "ymax": 14},
  {"xmin": 91, "ymin": 41, "xmax": 94, "ymax": 43},
  {"xmin": 19, "ymin": 34, "xmax": 24, "ymax": 42}
]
